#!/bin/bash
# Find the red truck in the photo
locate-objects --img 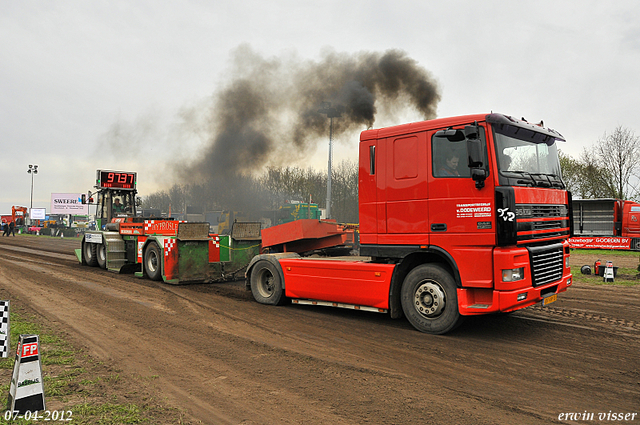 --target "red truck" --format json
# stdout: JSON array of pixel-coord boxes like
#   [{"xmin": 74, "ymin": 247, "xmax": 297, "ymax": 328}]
[
  {"xmin": 570, "ymin": 198, "xmax": 640, "ymax": 251},
  {"xmin": 246, "ymin": 113, "xmax": 573, "ymax": 334}
]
